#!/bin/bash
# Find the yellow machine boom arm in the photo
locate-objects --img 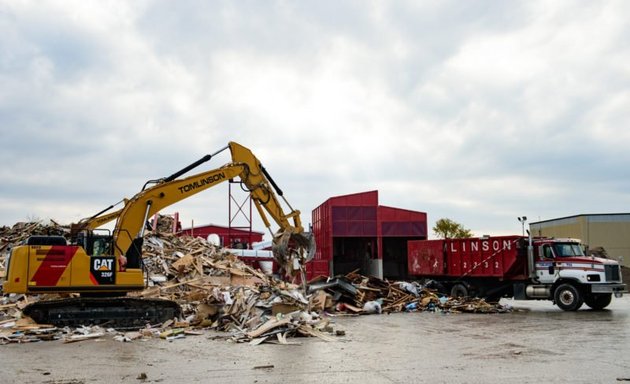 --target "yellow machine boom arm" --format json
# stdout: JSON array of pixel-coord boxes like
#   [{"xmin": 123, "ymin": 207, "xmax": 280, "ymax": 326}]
[{"xmin": 112, "ymin": 142, "xmax": 313, "ymax": 275}]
